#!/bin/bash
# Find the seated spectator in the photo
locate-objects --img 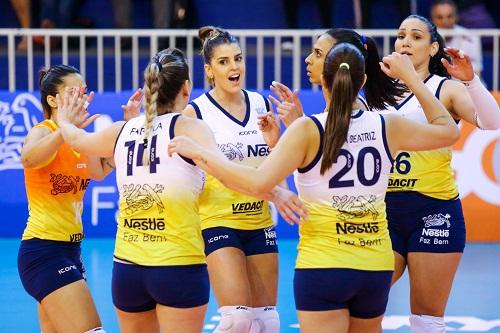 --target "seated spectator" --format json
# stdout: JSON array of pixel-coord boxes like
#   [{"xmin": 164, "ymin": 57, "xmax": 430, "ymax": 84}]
[
  {"xmin": 431, "ymin": 0, "xmax": 483, "ymax": 76},
  {"xmin": 357, "ymin": 0, "xmax": 411, "ymax": 28},
  {"xmin": 35, "ymin": 0, "xmax": 81, "ymax": 29},
  {"xmin": 9, "ymin": 0, "xmax": 30, "ymax": 51},
  {"xmin": 111, "ymin": 0, "xmax": 191, "ymax": 49}
]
